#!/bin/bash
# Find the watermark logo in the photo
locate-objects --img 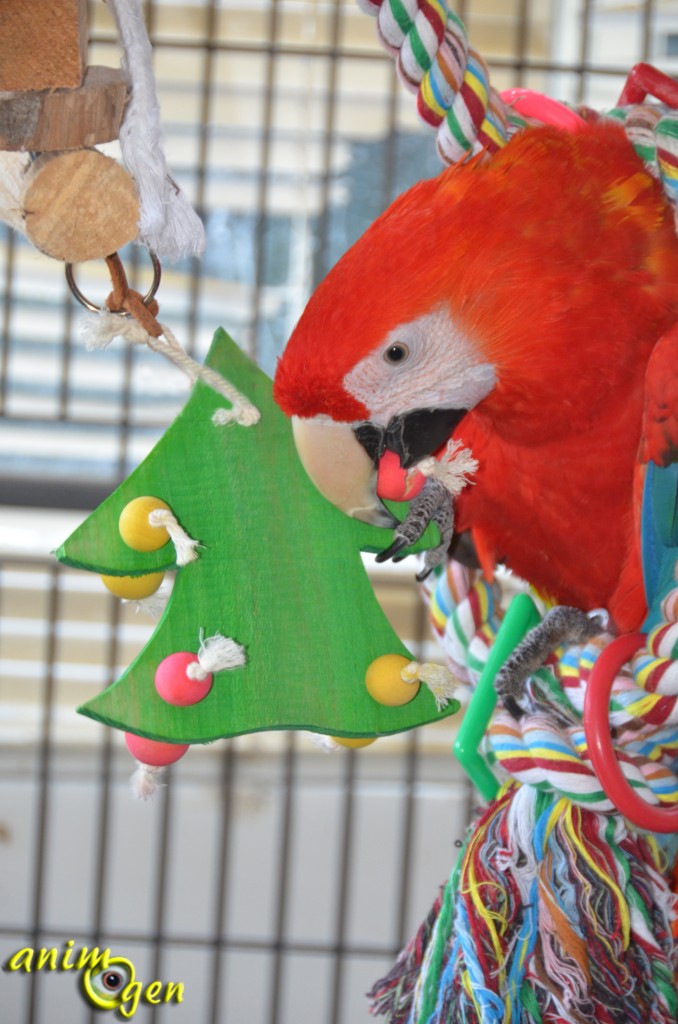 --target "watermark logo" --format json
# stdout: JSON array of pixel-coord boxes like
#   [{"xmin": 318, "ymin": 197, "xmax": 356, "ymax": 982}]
[{"xmin": 4, "ymin": 942, "xmax": 184, "ymax": 1018}]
